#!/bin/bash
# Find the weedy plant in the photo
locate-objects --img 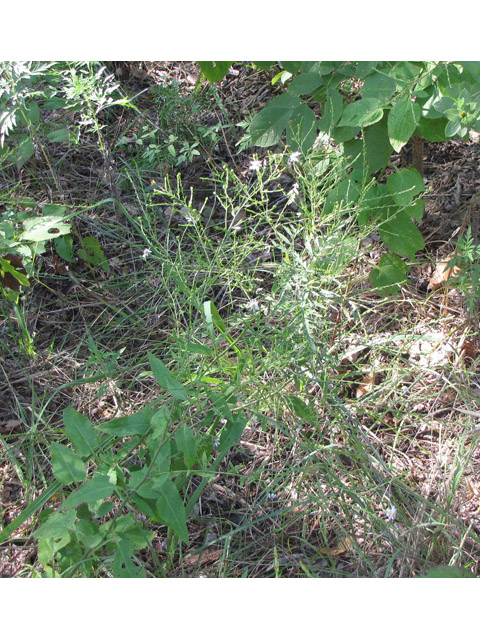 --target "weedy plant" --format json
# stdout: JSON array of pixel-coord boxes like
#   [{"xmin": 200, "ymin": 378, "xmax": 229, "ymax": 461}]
[
  {"xmin": 445, "ymin": 227, "xmax": 480, "ymax": 319},
  {"xmin": 200, "ymin": 61, "xmax": 480, "ymax": 295},
  {"xmin": 2, "ymin": 63, "xmax": 479, "ymax": 578},
  {"xmin": 0, "ymin": 351, "xmax": 246, "ymax": 577}
]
